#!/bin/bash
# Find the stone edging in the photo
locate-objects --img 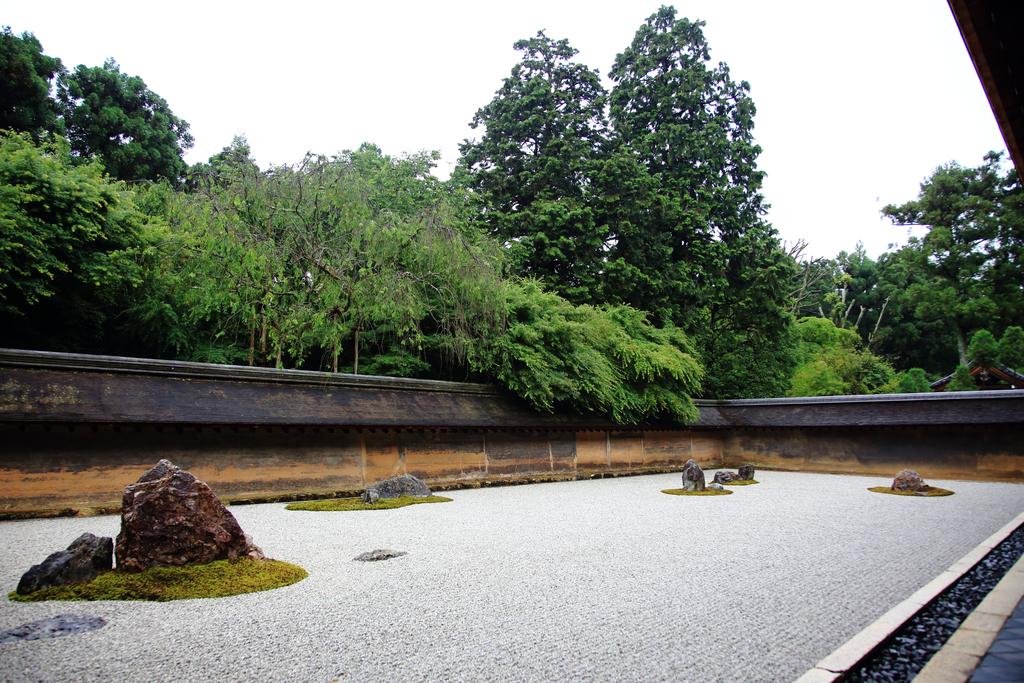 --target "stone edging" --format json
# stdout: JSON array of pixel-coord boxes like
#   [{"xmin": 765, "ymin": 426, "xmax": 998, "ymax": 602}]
[
  {"xmin": 793, "ymin": 510, "xmax": 1024, "ymax": 682},
  {"xmin": 911, "ymin": 552, "xmax": 1024, "ymax": 682}
]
